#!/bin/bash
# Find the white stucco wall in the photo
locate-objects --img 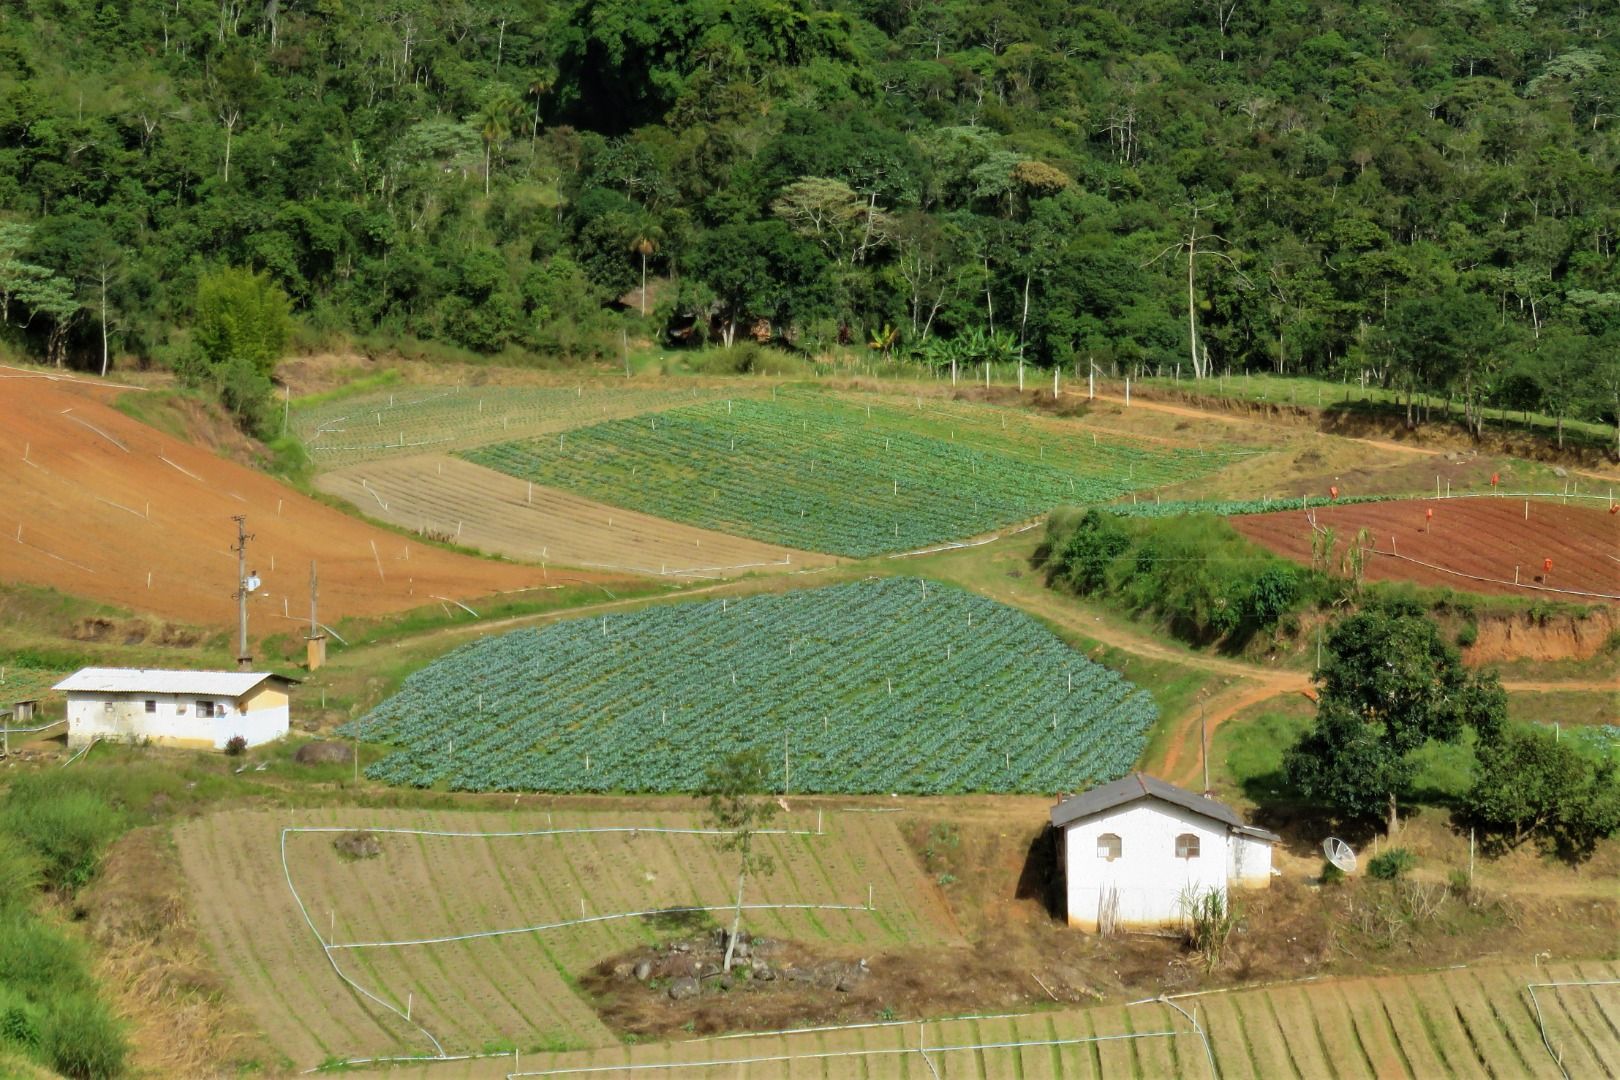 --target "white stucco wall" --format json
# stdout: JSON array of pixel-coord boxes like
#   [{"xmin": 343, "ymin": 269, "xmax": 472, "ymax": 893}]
[
  {"xmin": 1061, "ymin": 798, "xmax": 1230, "ymax": 932},
  {"xmin": 67, "ymin": 691, "xmax": 288, "ymax": 750},
  {"xmin": 1229, "ymin": 831, "xmax": 1274, "ymax": 887}
]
